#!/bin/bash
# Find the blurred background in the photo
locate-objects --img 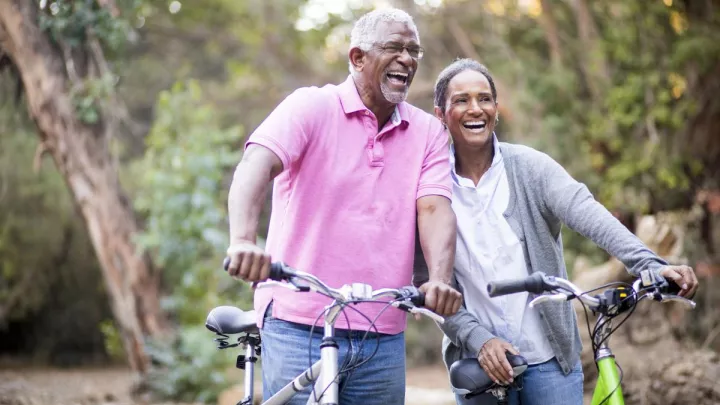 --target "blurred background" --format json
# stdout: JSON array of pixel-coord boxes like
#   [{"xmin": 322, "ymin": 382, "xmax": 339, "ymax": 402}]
[{"xmin": 0, "ymin": 0, "xmax": 718, "ymax": 404}]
